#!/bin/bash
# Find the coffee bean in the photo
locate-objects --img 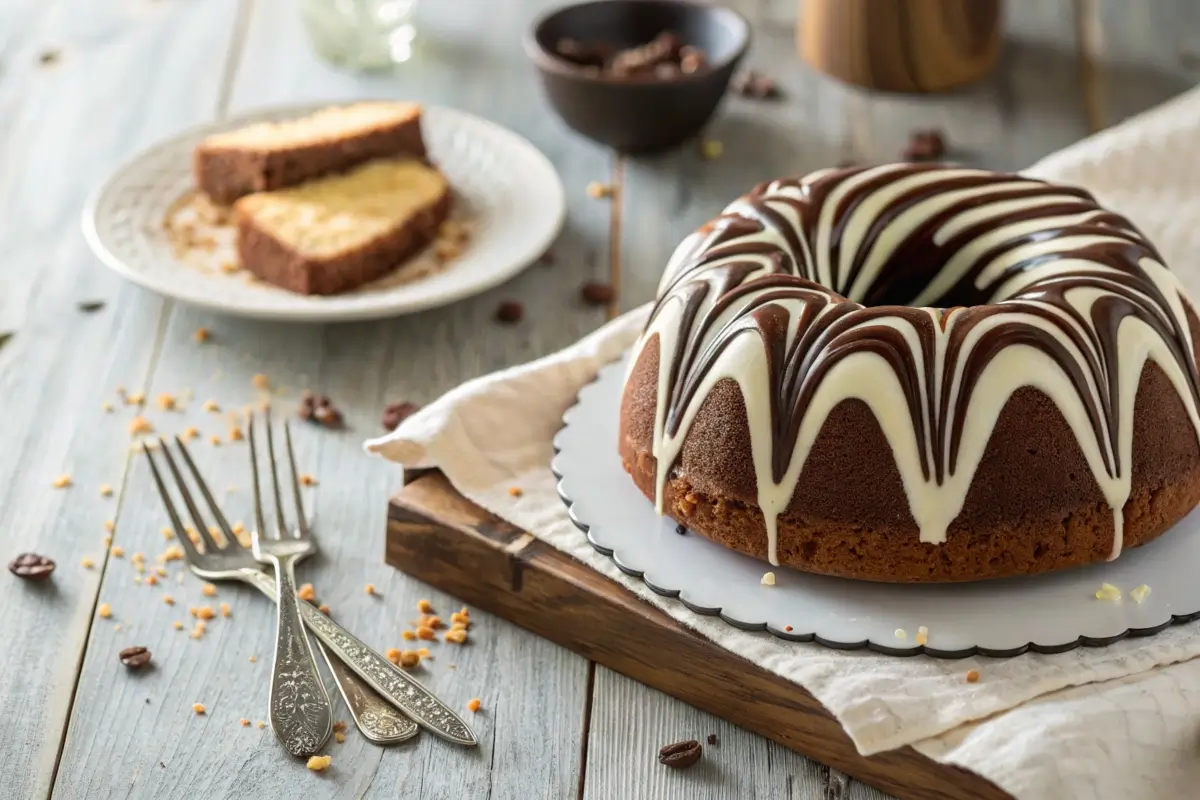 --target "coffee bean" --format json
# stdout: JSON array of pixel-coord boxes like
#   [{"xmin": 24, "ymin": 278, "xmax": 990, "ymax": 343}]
[
  {"xmin": 9, "ymin": 553, "xmax": 55, "ymax": 580},
  {"xmin": 496, "ymin": 301, "xmax": 524, "ymax": 324},
  {"xmin": 658, "ymin": 739, "xmax": 702, "ymax": 769},
  {"xmin": 382, "ymin": 401, "xmax": 422, "ymax": 432},
  {"xmin": 707, "ymin": 733, "xmax": 718, "ymax": 746},
  {"xmin": 581, "ymin": 282, "xmax": 615, "ymax": 306},
  {"xmin": 119, "ymin": 646, "xmax": 152, "ymax": 669}
]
